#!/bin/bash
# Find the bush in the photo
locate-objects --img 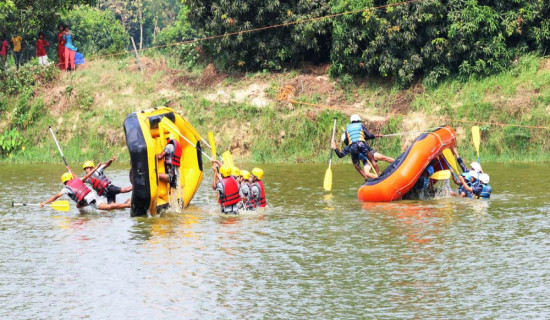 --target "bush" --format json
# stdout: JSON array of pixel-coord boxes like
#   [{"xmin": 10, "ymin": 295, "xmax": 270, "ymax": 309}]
[
  {"xmin": 0, "ymin": 128, "xmax": 24, "ymax": 156},
  {"xmin": 62, "ymin": 5, "xmax": 129, "ymax": 56}
]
